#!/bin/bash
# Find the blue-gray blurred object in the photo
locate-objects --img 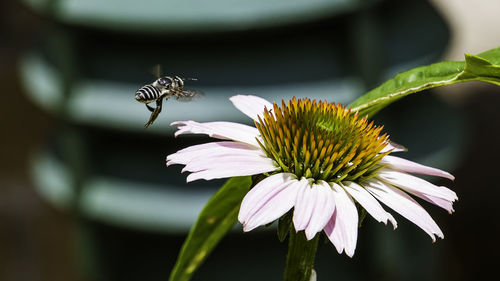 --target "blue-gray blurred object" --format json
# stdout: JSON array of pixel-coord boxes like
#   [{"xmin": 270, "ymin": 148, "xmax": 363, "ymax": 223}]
[
  {"xmin": 22, "ymin": 0, "xmax": 380, "ymax": 32},
  {"xmin": 19, "ymin": 0, "xmax": 464, "ymax": 280}
]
